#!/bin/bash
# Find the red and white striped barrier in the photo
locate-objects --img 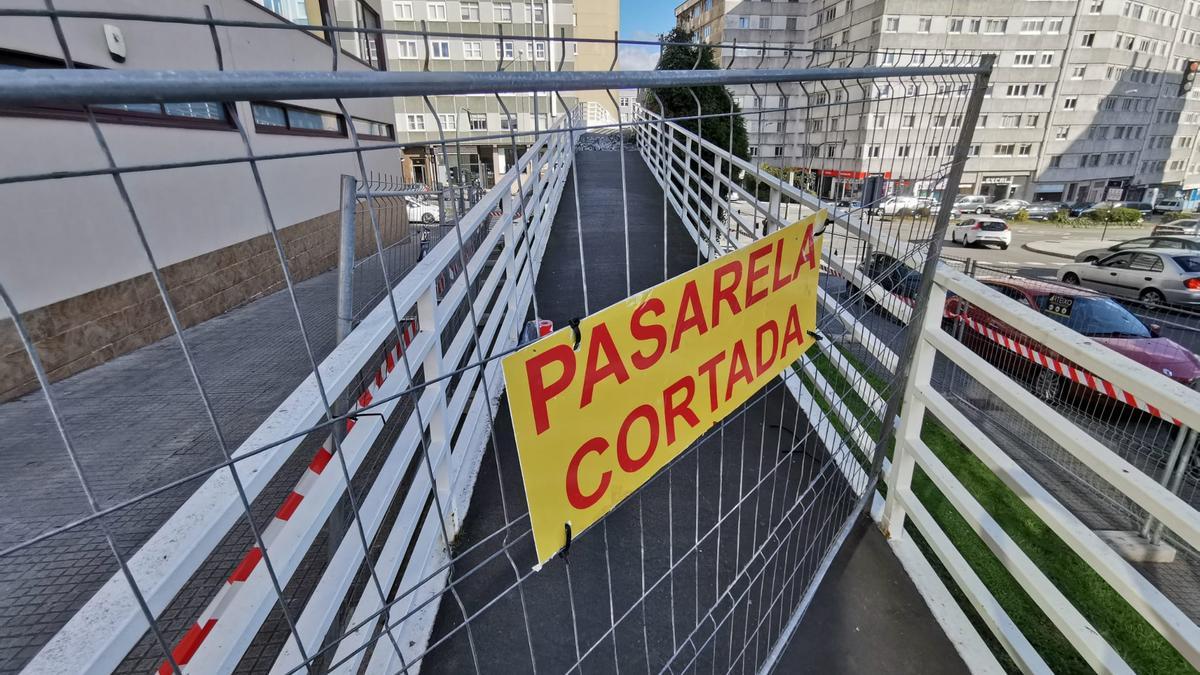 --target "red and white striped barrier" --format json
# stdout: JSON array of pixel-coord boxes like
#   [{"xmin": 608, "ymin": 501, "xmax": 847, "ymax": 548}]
[
  {"xmin": 955, "ymin": 315, "xmax": 1181, "ymax": 426},
  {"xmin": 158, "ymin": 318, "xmax": 419, "ymax": 674}
]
